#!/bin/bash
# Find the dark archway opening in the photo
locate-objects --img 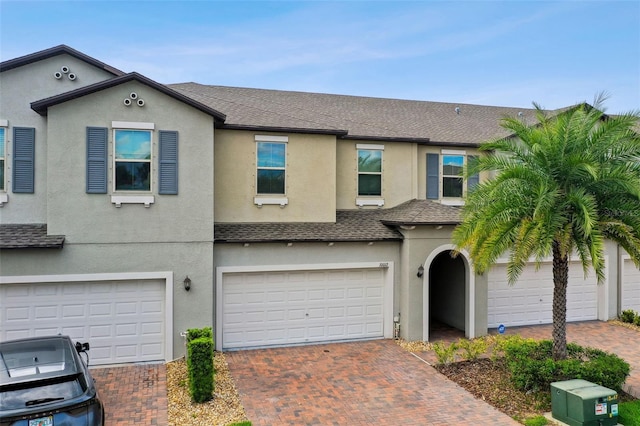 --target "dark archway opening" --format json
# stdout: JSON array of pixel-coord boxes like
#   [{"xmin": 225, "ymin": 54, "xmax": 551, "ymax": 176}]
[{"xmin": 429, "ymin": 251, "xmax": 466, "ymax": 338}]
